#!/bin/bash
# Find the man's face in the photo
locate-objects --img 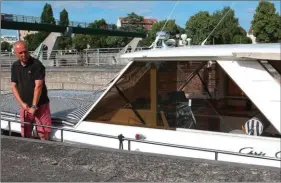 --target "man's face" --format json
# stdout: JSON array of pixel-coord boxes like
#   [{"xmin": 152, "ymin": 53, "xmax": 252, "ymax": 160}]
[{"xmin": 14, "ymin": 44, "xmax": 29, "ymax": 63}]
